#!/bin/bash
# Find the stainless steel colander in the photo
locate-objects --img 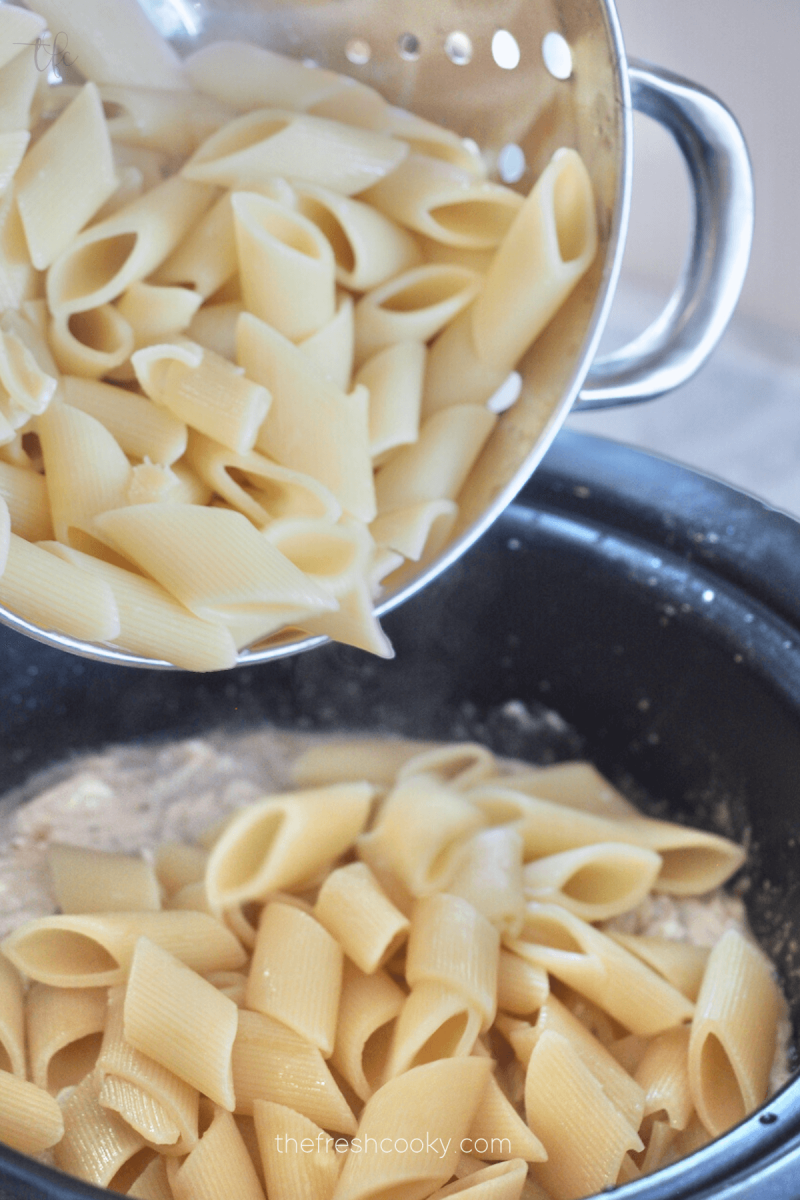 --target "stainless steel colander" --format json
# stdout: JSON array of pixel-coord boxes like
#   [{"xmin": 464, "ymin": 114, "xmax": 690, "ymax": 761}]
[{"xmin": 1, "ymin": 0, "xmax": 753, "ymax": 667}]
